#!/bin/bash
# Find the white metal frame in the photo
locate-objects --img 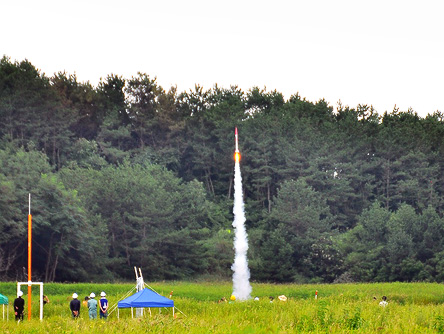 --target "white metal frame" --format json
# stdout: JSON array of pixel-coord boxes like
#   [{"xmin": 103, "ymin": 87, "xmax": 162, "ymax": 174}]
[
  {"xmin": 2, "ymin": 303, "xmax": 8, "ymax": 320},
  {"xmin": 17, "ymin": 282, "xmax": 44, "ymax": 320},
  {"xmin": 134, "ymin": 267, "xmax": 144, "ymax": 318}
]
